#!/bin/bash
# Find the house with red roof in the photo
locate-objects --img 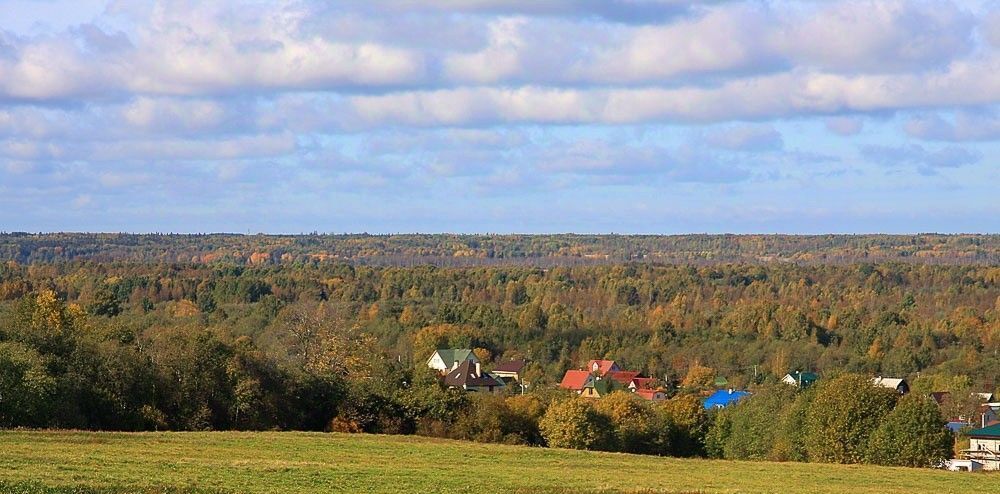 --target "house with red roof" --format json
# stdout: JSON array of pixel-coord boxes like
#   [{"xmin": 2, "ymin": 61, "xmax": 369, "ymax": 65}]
[
  {"xmin": 586, "ymin": 359, "xmax": 621, "ymax": 376},
  {"xmin": 630, "ymin": 377, "xmax": 657, "ymax": 391},
  {"xmin": 635, "ymin": 388, "xmax": 667, "ymax": 401},
  {"xmin": 559, "ymin": 370, "xmax": 595, "ymax": 394},
  {"xmin": 606, "ymin": 370, "xmax": 641, "ymax": 387}
]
